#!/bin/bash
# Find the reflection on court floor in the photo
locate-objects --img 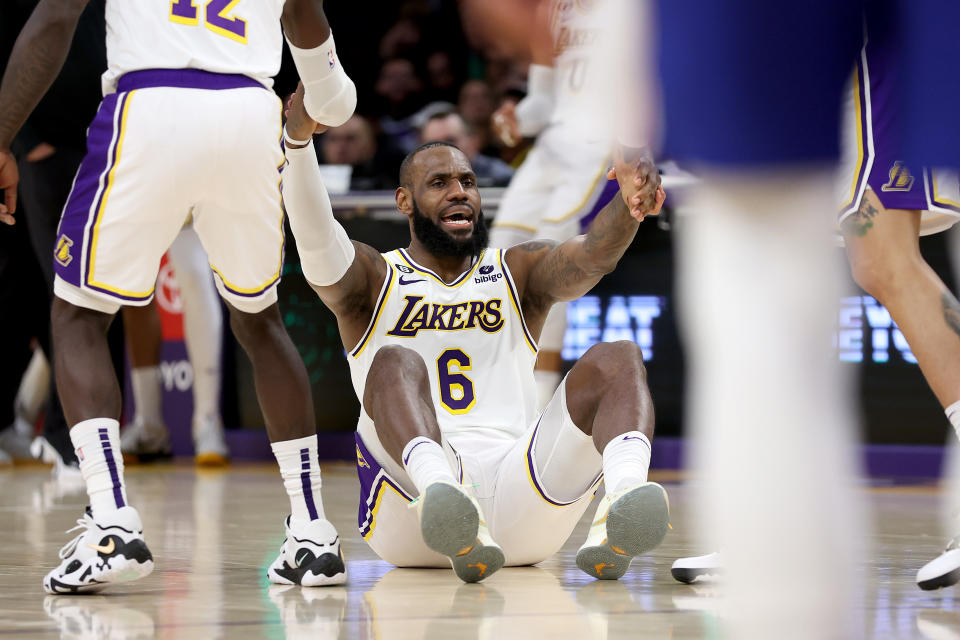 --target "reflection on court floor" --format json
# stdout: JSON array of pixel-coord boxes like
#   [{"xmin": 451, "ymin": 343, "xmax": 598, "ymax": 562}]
[{"xmin": 0, "ymin": 463, "xmax": 956, "ymax": 639}]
